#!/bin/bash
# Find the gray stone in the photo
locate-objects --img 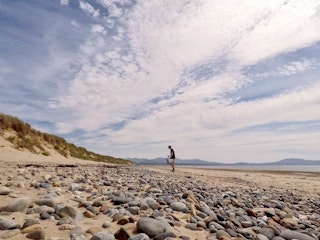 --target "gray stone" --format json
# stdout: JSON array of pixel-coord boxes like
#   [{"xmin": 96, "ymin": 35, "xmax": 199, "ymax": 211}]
[
  {"xmin": 184, "ymin": 223, "xmax": 200, "ymax": 231},
  {"xmin": 22, "ymin": 219, "xmax": 40, "ymax": 229},
  {"xmin": 272, "ymin": 237, "xmax": 286, "ymax": 240},
  {"xmin": 102, "ymin": 221, "xmax": 111, "ymax": 228},
  {"xmin": 0, "ymin": 229, "xmax": 20, "ymax": 239},
  {"xmin": 203, "ymin": 213, "xmax": 218, "ymax": 224},
  {"xmin": 0, "ymin": 186, "xmax": 12, "ymax": 195},
  {"xmin": 0, "ymin": 218, "xmax": 20, "ymax": 230},
  {"xmin": 128, "ymin": 233, "xmax": 150, "ymax": 240},
  {"xmin": 280, "ymin": 230, "xmax": 315, "ymax": 240},
  {"xmin": 128, "ymin": 206, "xmax": 140, "ymax": 214},
  {"xmin": 259, "ymin": 227, "xmax": 275, "ymax": 239},
  {"xmin": 26, "ymin": 229, "xmax": 46, "ymax": 240},
  {"xmin": 153, "ymin": 232, "xmax": 176, "ymax": 240},
  {"xmin": 3, "ymin": 197, "xmax": 30, "ymax": 212},
  {"xmin": 256, "ymin": 233, "xmax": 269, "ymax": 240},
  {"xmin": 59, "ymin": 206, "xmax": 78, "ymax": 219},
  {"xmin": 112, "ymin": 196, "xmax": 132, "ymax": 205},
  {"xmin": 216, "ymin": 230, "xmax": 231, "ymax": 239},
  {"xmin": 34, "ymin": 198, "xmax": 56, "ymax": 207},
  {"xmin": 90, "ymin": 232, "xmax": 115, "ymax": 240},
  {"xmin": 170, "ymin": 202, "xmax": 188, "ymax": 212},
  {"xmin": 137, "ymin": 217, "xmax": 166, "ymax": 237}
]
